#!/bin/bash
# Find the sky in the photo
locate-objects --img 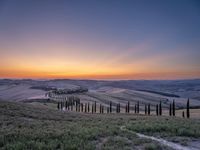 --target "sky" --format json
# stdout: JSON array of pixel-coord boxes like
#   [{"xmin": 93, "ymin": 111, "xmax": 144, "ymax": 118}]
[{"xmin": 0, "ymin": 0, "xmax": 200, "ymax": 80}]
